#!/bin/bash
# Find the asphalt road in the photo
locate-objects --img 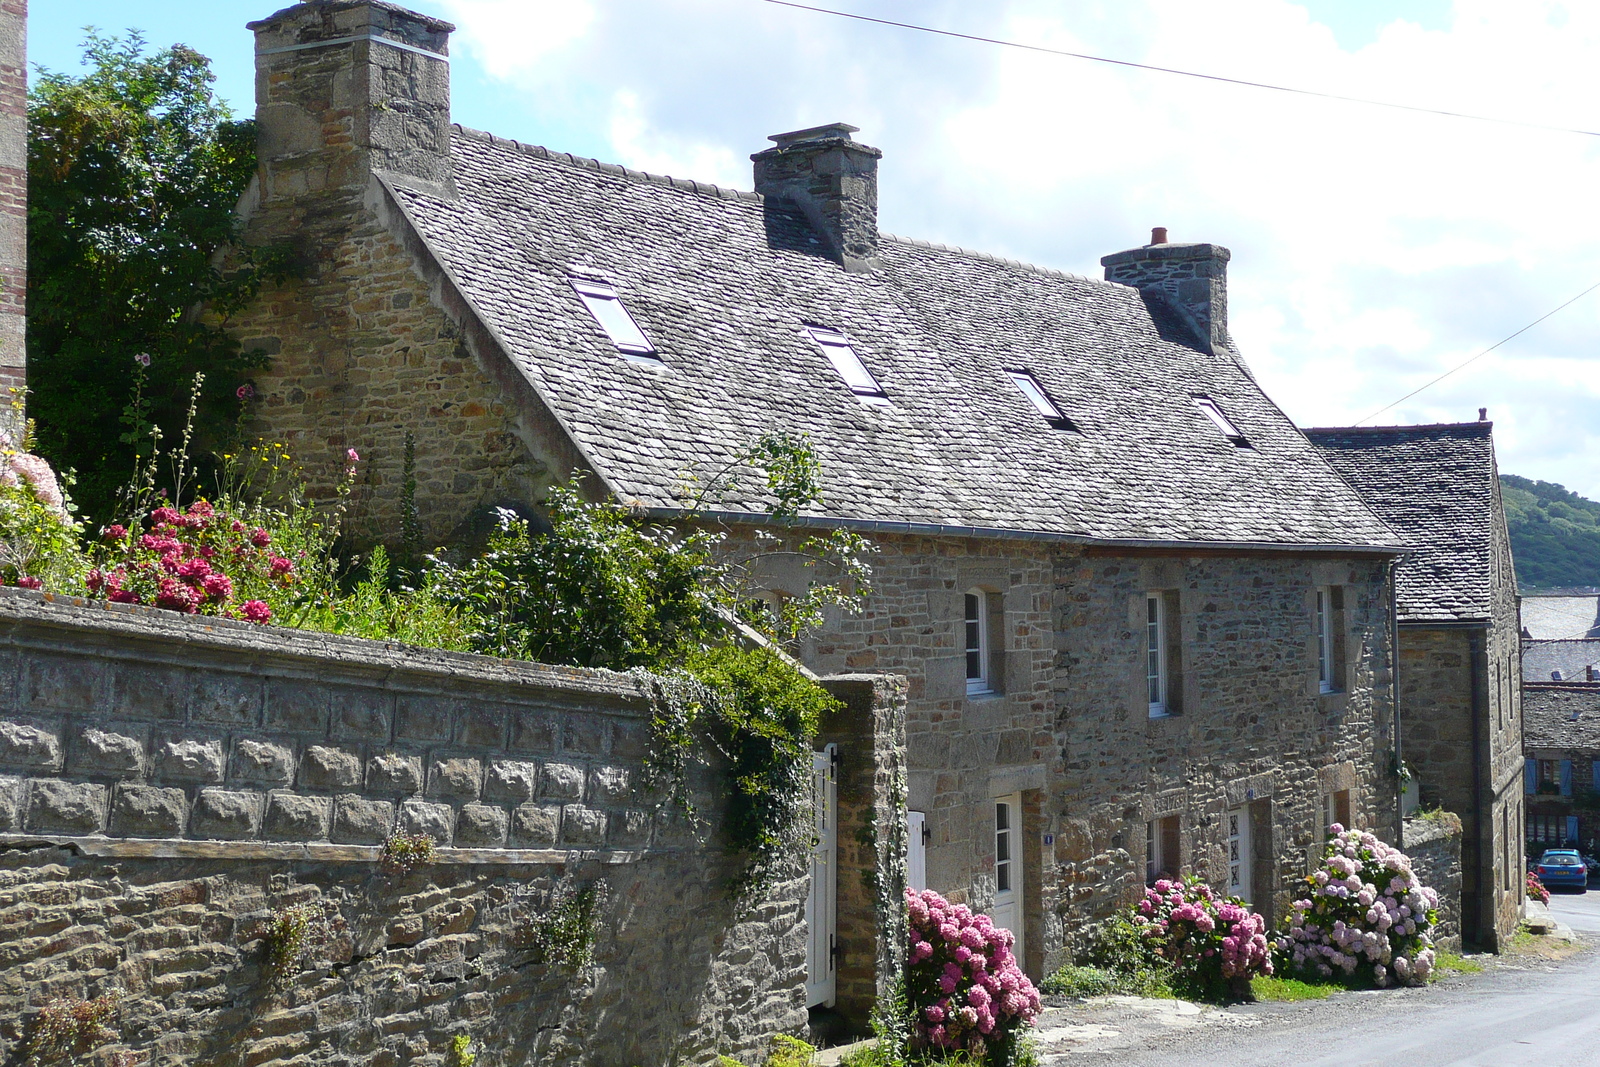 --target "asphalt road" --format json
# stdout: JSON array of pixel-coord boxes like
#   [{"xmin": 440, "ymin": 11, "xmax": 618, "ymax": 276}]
[{"xmin": 1087, "ymin": 892, "xmax": 1600, "ymax": 1067}]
